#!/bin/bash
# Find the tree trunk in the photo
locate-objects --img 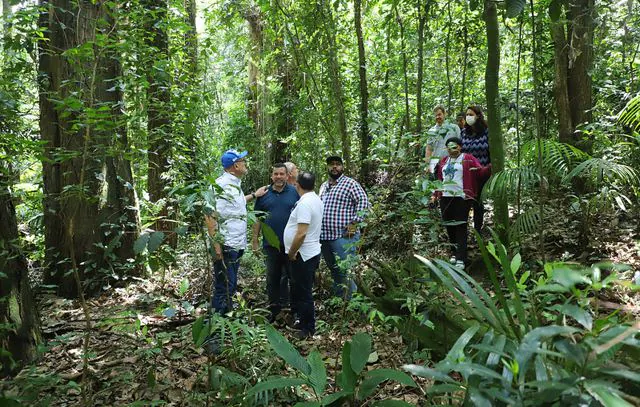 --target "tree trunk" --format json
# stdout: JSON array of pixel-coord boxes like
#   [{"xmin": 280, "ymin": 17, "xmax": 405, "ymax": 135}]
[
  {"xmin": 415, "ymin": 0, "xmax": 426, "ymax": 135},
  {"xmin": 567, "ymin": 0, "xmax": 595, "ymax": 153},
  {"xmin": 550, "ymin": 4, "xmax": 573, "ymax": 144},
  {"xmin": 273, "ymin": 24, "xmax": 296, "ymax": 164},
  {"xmin": 483, "ymin": 0, "xmax": 509, "ymax": 239},
  {"xmin": 0, "ymin": 180, "xmax": 42, "ymax": 377},
  {"xmin": 143, "ymin": 0, "xmax": 176, "ymax": 247},
  {"xmin": 184, "ymin": 0, "xmax": 199, "ymax": 183},
  {"xmin": 39, "ymin": 0, "xmax": 139, "ymax": 297},
  {"xmin": 354, "ymin": 0, "xmax": 370, "ymax": 182},
  {"xmin": 322, "ymin": 0, "xmax": 351, "ymax": 172},
  {"xmin": 246, "ymin": 5, "xmax": 263, "ymax": 140},
  {"xmin": 397, "ymin": 9, "xmax": 411, "ymax": 139}
]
